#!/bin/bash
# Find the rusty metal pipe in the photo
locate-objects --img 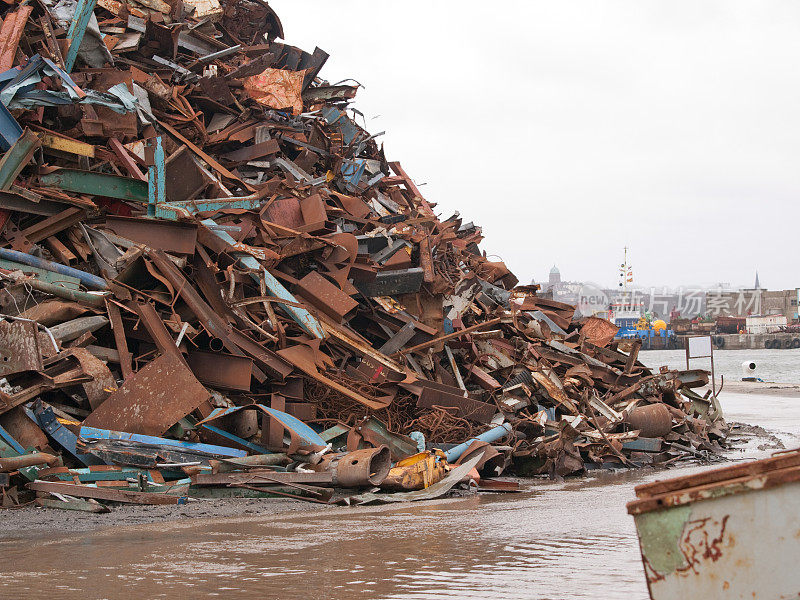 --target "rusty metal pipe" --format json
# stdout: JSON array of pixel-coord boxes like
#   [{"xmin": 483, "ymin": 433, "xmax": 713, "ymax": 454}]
[
  {"xmin": 18, "ymin": 278, "xmax": 108, "ymax": 307},
  {"xmin": 0, "ymin": 452, "xmax": 59, "ymax": 472},
  {"xmin": 625, "ymin": 403, "xmax": 673, "ymax": 438},
  {"xmin": 210, "ymin": 453, "xmax": 291, "ymax": 472},
  {"xmin": 329, "ymin": 446, "xmax": 391, "ymax": 487}
]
